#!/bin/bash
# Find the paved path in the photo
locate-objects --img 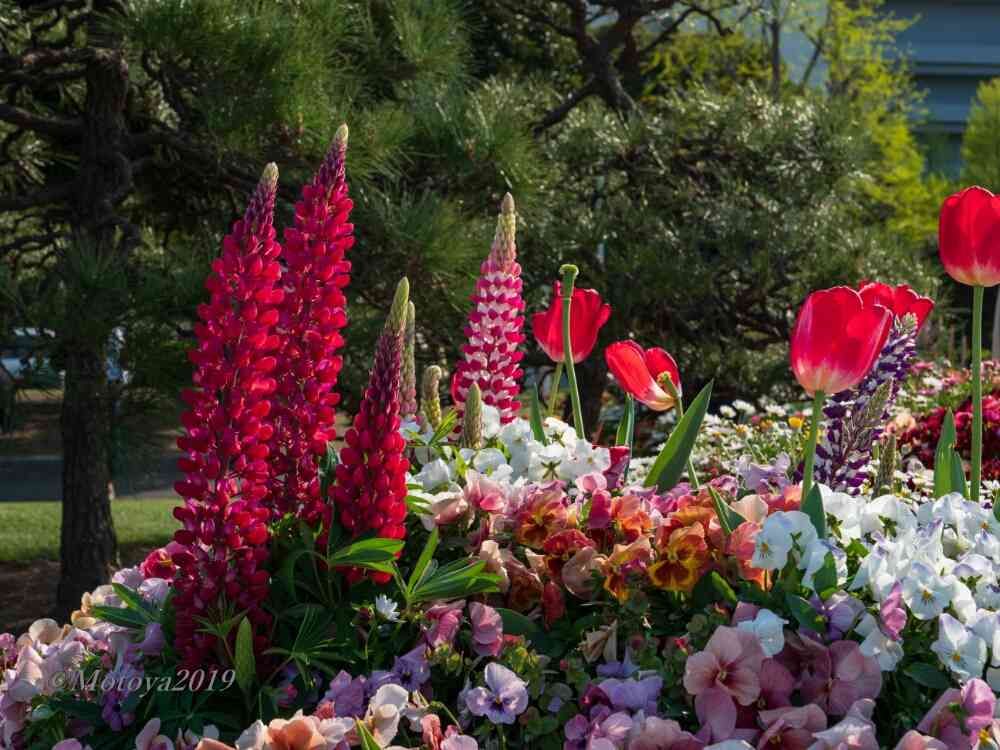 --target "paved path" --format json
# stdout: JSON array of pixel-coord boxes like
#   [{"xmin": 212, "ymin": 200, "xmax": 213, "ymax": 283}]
[{"xmin": 0, "ymin": 453, "xmax": 181, "ymax": 501}]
